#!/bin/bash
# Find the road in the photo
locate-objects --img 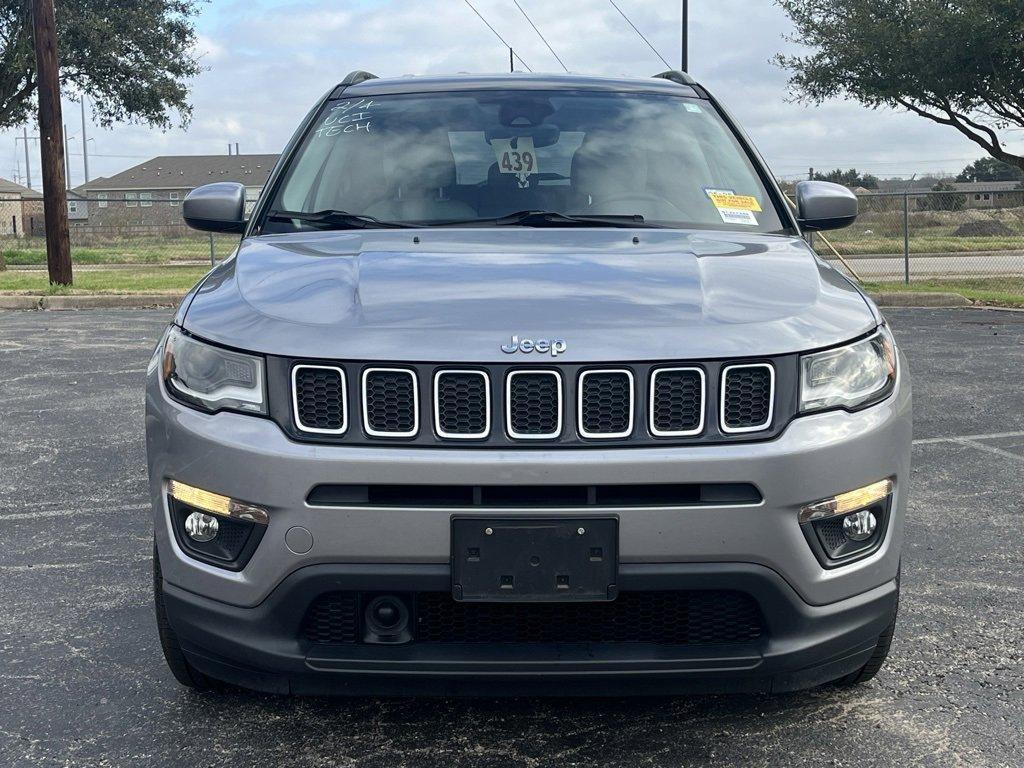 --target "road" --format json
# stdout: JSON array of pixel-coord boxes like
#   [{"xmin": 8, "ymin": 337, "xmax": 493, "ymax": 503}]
[
  {"xmin": 823, "ymin": 249, "xmax": 1024, "ymax": 281},
  {"xmin": 0, "ymin": 308, "xmax": 1022, "ymax": 767}
]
